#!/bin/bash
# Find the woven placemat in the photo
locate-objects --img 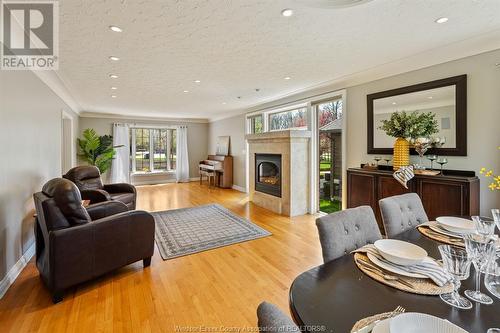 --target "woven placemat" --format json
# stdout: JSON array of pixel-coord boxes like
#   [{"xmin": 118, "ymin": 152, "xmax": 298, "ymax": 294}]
[
  {"xmin": 350, "ymin": 311, "xmax": 392, "ymax": 332},
  {"xmin": 417, "ymin": 226, "xmax": 465, "ymax": 247},
  {"xmin": 354, "ymin": 253, "xmax": 453, "ymax": 295}
]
